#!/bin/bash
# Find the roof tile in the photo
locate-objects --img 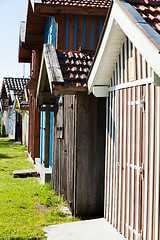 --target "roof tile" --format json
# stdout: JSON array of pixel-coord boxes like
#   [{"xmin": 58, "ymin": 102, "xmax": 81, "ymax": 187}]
[
  {"xmin": 56, "ymin": 48, "xmax": 95, "ymax": 86},
  {"xmin": 42, "ymin": 0, "xmax": 112, "ymax": 8},
  {"xmin": 128, "ymin": 0, "xmax": 160, "ymax": 34}
]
